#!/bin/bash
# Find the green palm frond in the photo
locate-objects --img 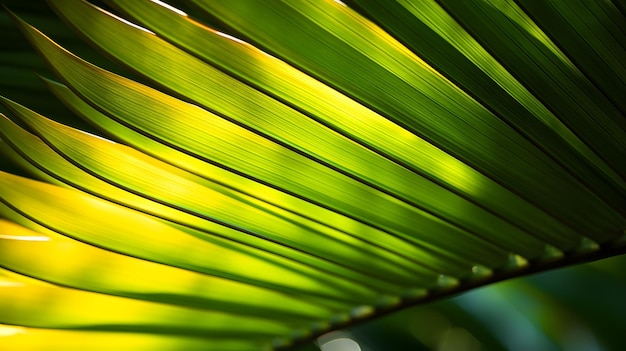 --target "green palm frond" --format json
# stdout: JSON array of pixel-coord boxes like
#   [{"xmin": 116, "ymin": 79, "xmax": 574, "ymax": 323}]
[{"xmin": 0, "ymin": 0, "xmax": 624, "ymax": 350}]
